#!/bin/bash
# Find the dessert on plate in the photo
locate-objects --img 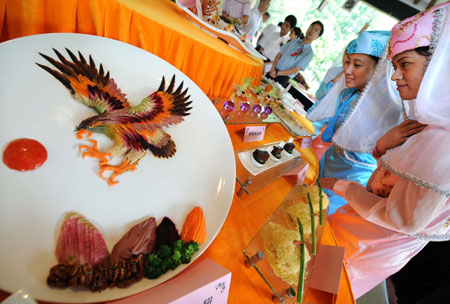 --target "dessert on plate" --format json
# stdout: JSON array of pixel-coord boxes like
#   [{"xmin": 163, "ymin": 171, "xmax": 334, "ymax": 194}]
[
  {"xmin": 270, "ymin": 144, "xmax": 284, "ymax": 162},
  {"xmin": 282, "ymin": 138, "xmax": 296, "ymax": 157},
  {"xmin": 252, "ymin": 149, "xmax": 270, "ymax": 167}
]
